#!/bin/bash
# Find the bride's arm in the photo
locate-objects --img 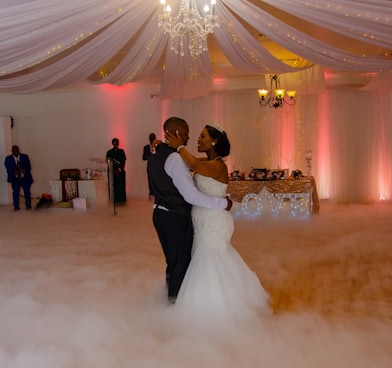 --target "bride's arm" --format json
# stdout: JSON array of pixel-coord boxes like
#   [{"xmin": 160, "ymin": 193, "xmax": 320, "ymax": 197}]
[
  {"xmin": 176, "ymin": 146, "xmax": 200, "ymax": 171},
  {"xmin": 177, "ymin": 146, "xmax": 229, "ymax": 183},
  {"xmin": 166, "ymin": 130, "xmax": 227, "ymax": 181},
  {"xmin": 165, "ymin": 130, "xmax": 201, "ymax": 170}
]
